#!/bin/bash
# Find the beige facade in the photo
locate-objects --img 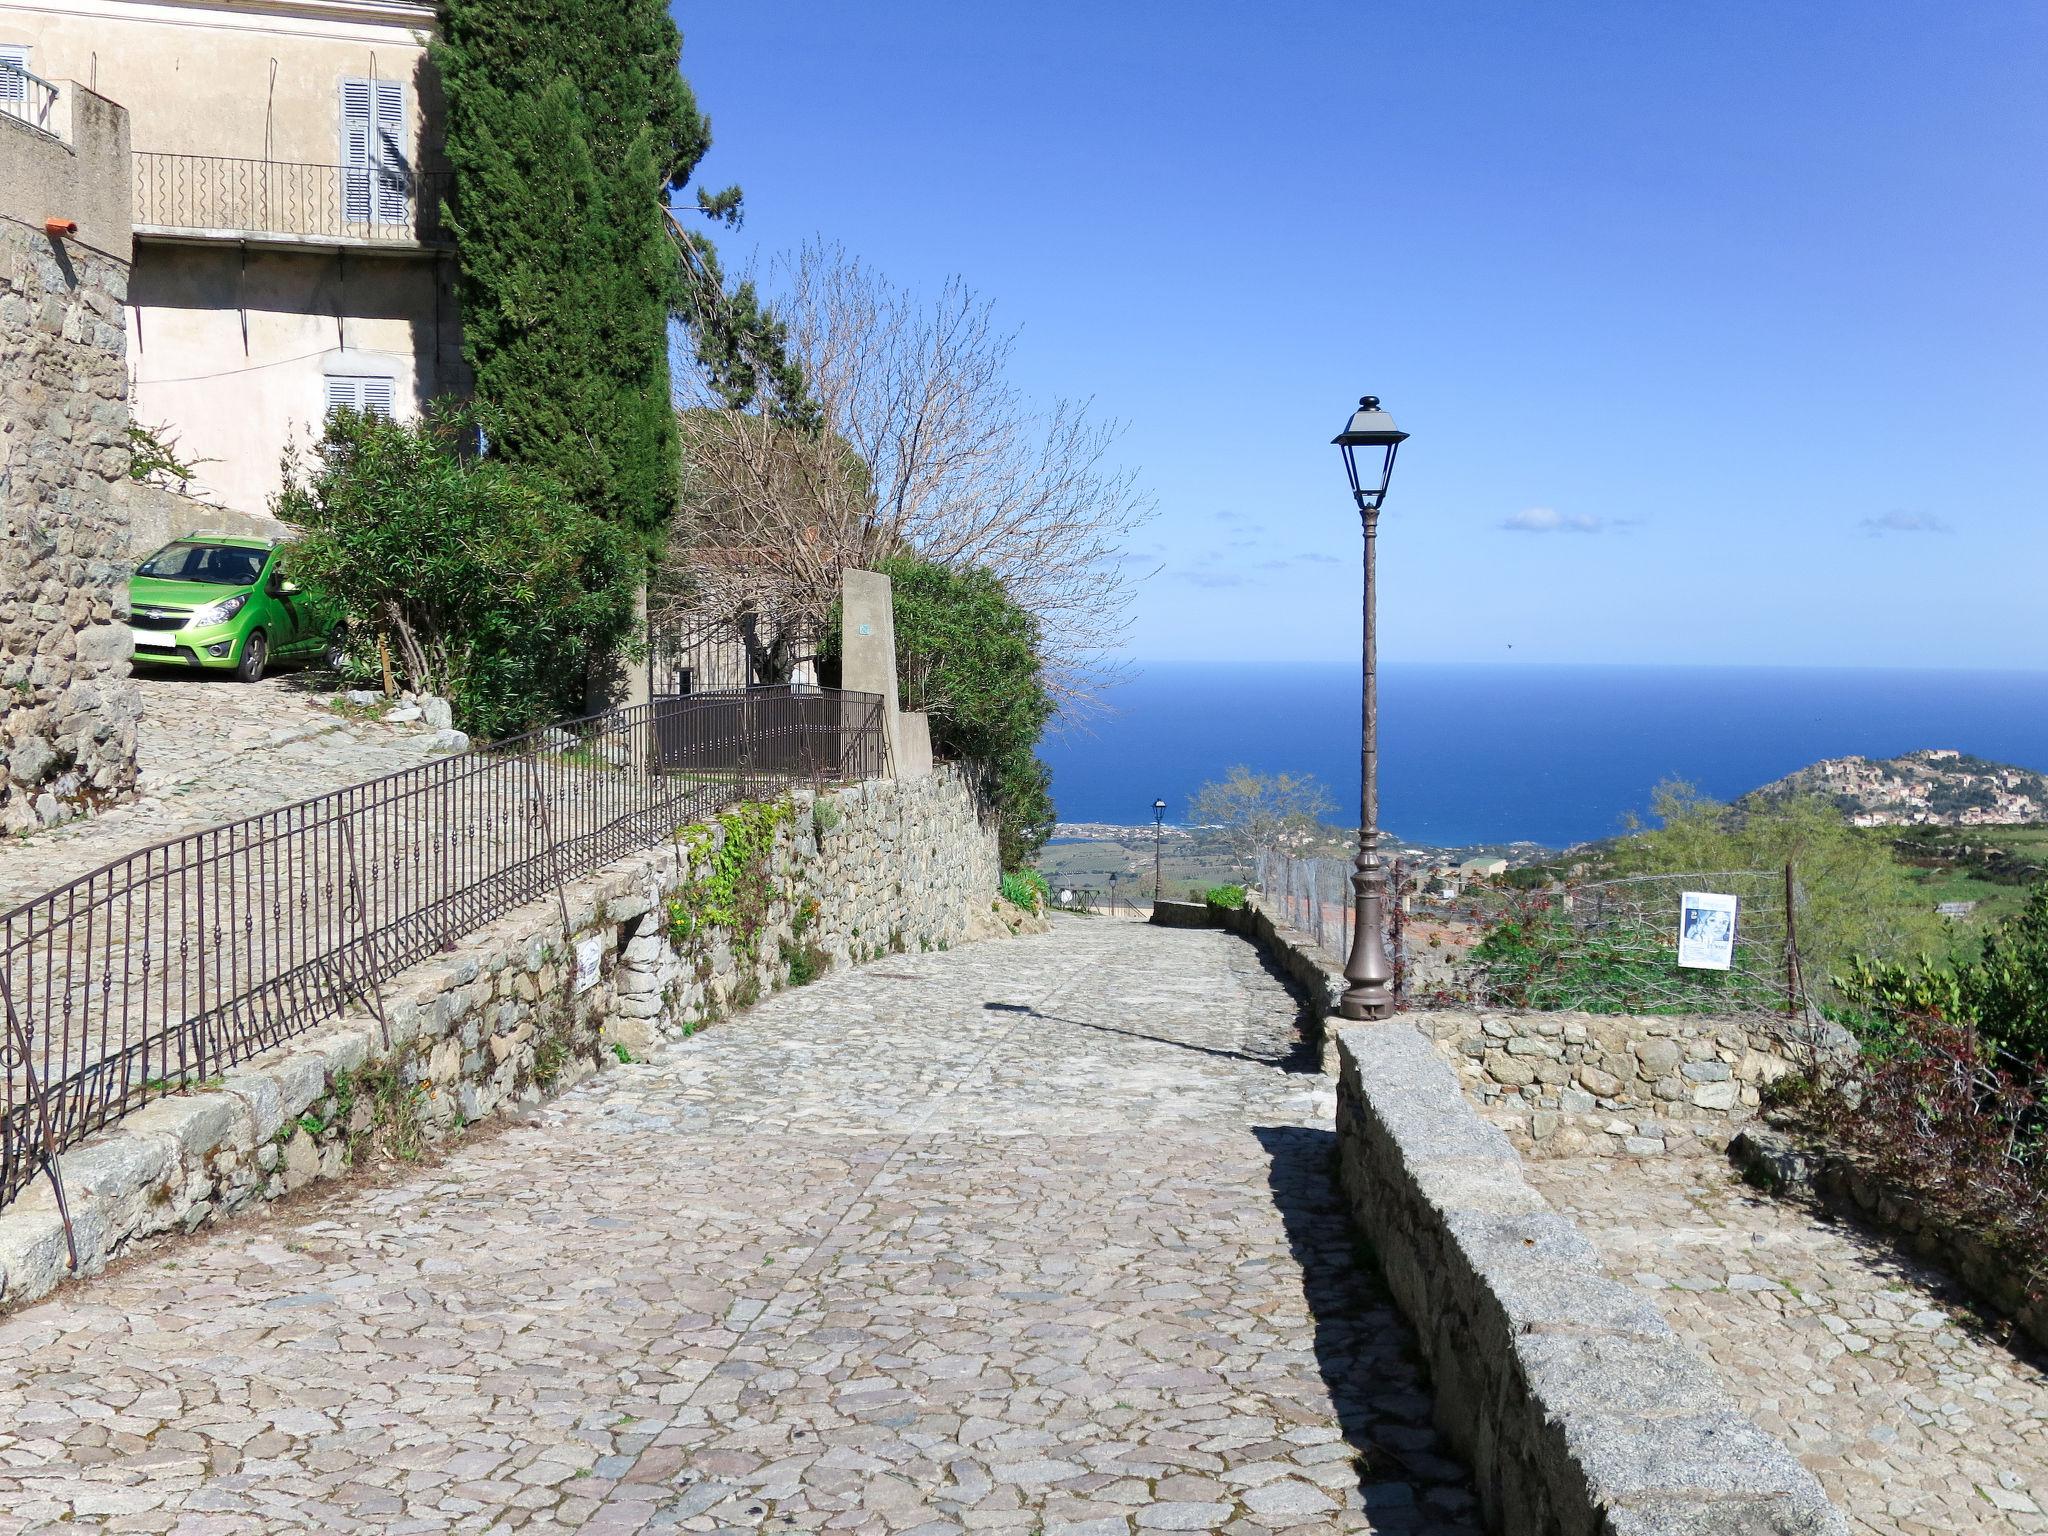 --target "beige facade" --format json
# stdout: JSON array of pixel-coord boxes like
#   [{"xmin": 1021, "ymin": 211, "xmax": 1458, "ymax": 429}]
[{"xmin": 0, "ymin": 0, "xmax": 462, "ymax": 521}]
